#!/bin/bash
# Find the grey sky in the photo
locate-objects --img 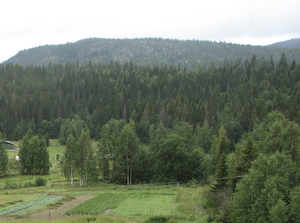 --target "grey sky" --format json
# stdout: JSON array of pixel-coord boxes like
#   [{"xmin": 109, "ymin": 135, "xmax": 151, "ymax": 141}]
[{"xmin": 1, "ymin": 0, "xmax": 300, "ymax": 63}]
